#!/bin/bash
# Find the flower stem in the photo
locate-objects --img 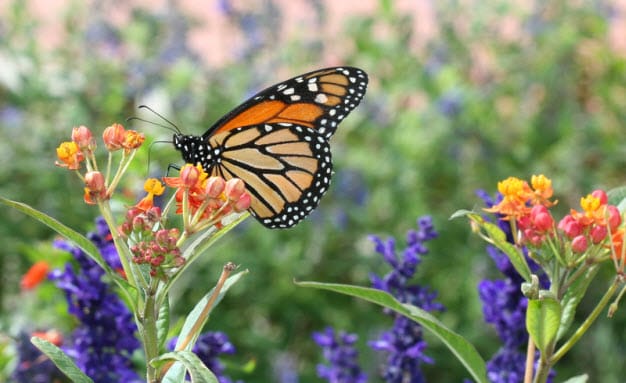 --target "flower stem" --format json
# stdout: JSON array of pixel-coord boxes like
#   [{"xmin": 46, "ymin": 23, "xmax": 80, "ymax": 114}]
[
  {"xmin": 98, "ymin": 201, "xmax": 138, "ymax": 289},
  {"xmin": 143, "ymin": 278, "xmax": 160, "ymax": 383},
  {"xmin": 550, "ymin": 276, "xmax": 620, "ymax": 364},
  {"xmin": 524, "ymin": 338, "xmax": 535, "ymax": 383},
  {"xmin": 159, "ymin": 263, "xmax": 236, "ymax": 377}
]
